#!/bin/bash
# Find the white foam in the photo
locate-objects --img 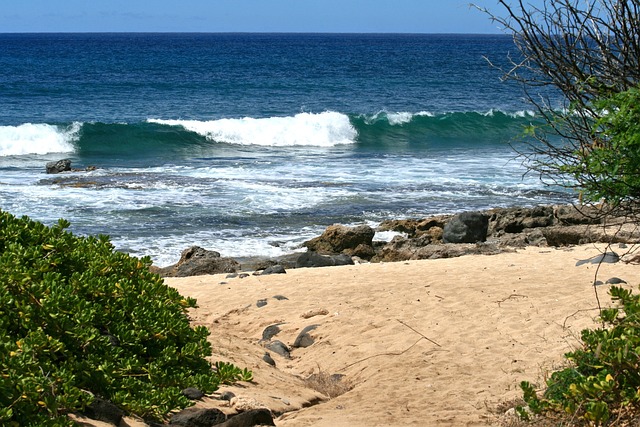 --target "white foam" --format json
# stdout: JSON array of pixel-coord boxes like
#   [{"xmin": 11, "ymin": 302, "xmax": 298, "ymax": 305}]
[
  {"xmin": 0, "ymin": 123, "xmax": 80, "ymax": 156},
  {"xmin": 482, "ymin": 109, "xmax": 536, "ymax": 118},
  {"xmin": 385, "ymin": 112, "xmax": 414, "ymax": 125},
  {"xmin": 149, "ymin": 112, "xmax": 357, "ymax": 147}
]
